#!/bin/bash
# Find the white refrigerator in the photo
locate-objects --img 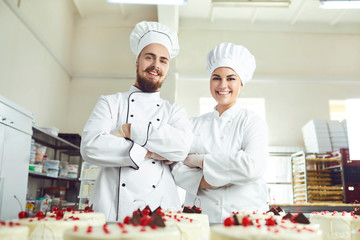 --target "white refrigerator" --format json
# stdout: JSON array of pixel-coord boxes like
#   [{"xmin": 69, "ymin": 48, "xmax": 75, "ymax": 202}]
[{"xmin": 0, "ymin": 95, "xmax": 33, "ymax": 220}]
